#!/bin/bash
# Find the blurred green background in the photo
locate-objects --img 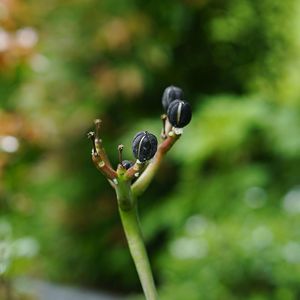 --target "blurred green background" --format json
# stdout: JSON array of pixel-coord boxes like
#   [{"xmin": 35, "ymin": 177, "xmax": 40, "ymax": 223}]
[{"xmin": 0, "ymin": 0, "xmax": 300, "ymax": 299}]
